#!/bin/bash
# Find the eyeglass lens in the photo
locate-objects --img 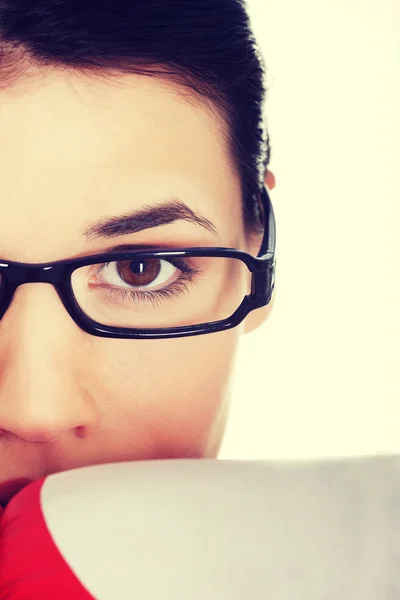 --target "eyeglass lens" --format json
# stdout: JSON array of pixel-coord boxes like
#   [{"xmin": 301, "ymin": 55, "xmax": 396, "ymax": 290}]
[{"xmin": 70, "ymin": 255, "xmax": 251, "ymax": 329}]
